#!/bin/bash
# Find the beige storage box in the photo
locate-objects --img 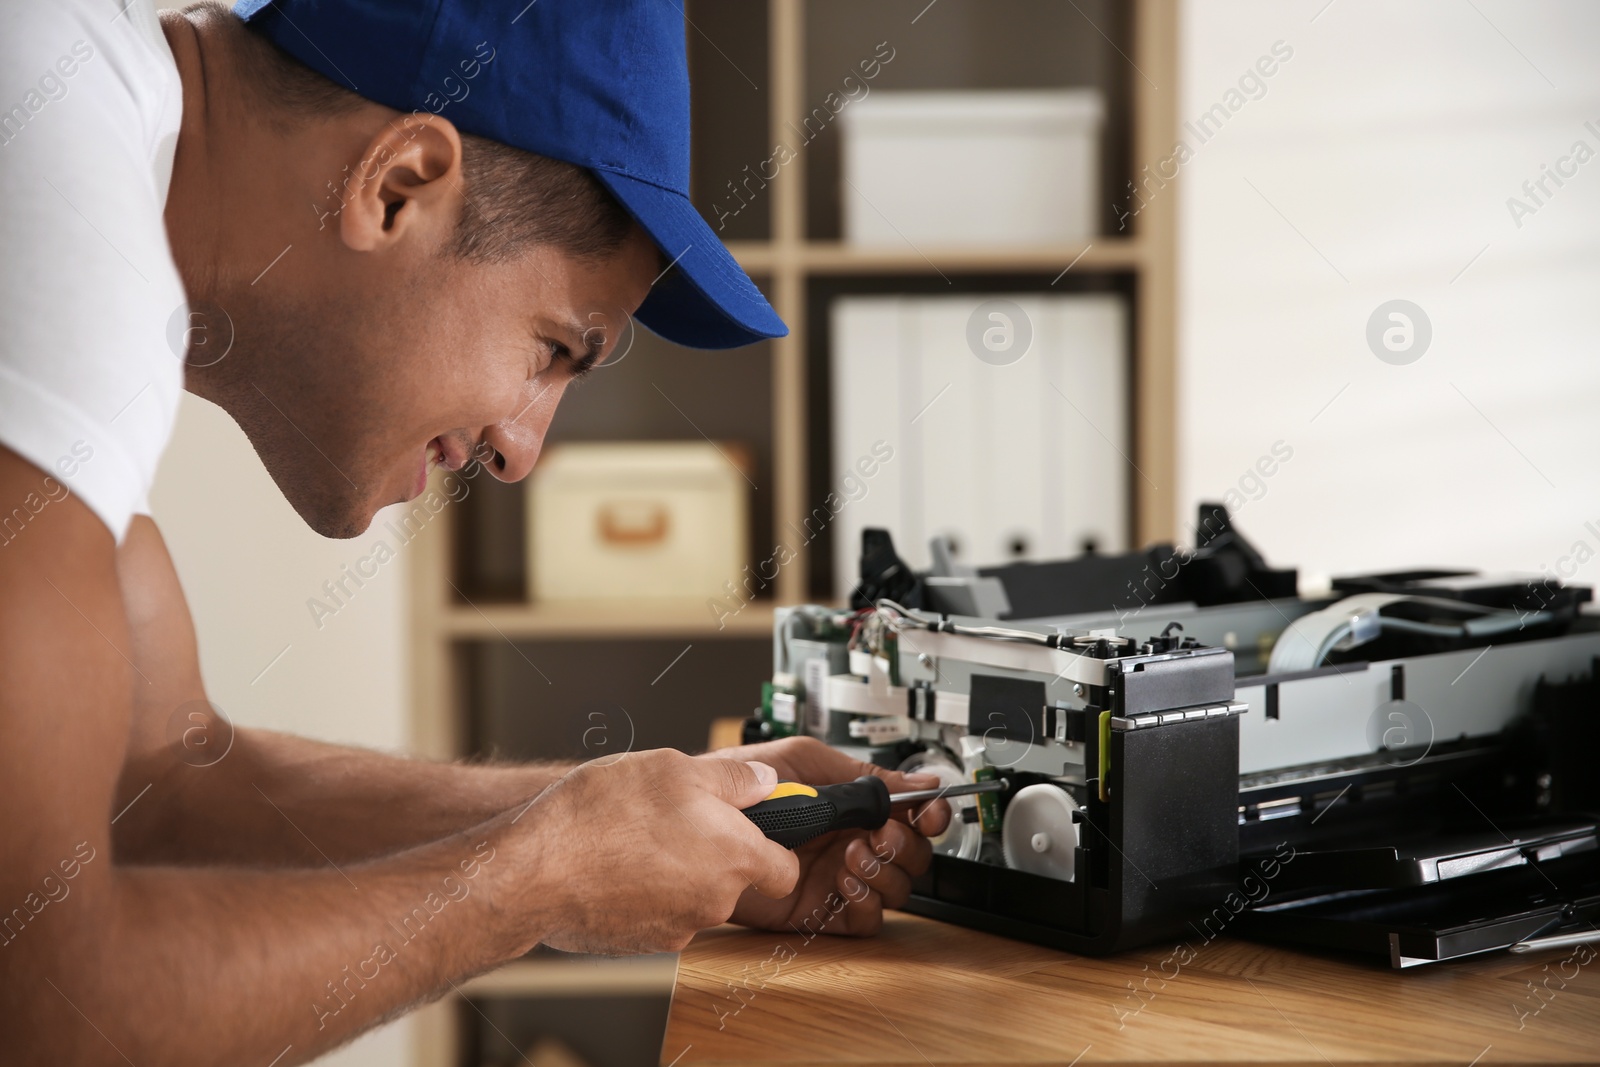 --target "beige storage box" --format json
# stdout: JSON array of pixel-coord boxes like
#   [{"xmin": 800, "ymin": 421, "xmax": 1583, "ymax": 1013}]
[{"xmin": 529, "ymin": 441, "xmax": 749, "ymax": 602}]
